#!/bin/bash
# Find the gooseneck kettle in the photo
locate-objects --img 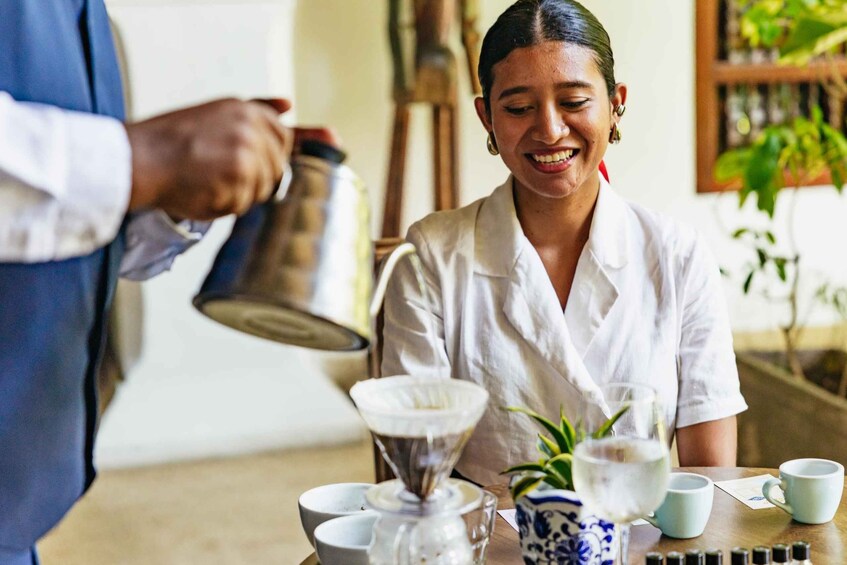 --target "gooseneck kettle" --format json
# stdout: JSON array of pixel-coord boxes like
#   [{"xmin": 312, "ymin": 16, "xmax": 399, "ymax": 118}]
[{"xmin": 193, "ymin": 140, "xmax": 415, "ymax": 351}]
